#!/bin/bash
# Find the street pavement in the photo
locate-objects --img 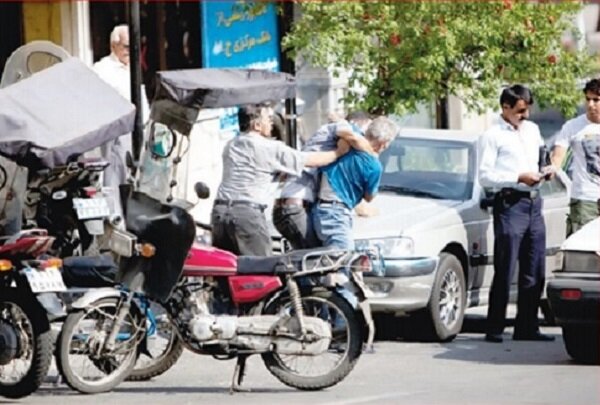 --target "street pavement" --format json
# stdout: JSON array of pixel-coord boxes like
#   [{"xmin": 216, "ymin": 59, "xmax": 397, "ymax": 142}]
[{"xmin": 10, "ymin": 305, "xmax": 600, "ymax": 405}]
